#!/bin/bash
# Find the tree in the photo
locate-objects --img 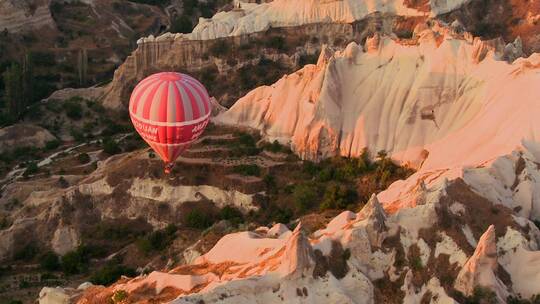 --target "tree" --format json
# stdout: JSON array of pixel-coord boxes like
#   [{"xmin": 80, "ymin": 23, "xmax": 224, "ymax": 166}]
[
  {"xmin": 77, "ymin": 48, "xmax": 88, "ymax": 86},
  {"xmin": 2, "ymin": 54, "xmax": 34, "ymax": 119},
  {"xmin": 3, "ymin": 62, "xmax": 23, "ymax": 117},
  {"xmin": 170, "ymin": 15, "xmax": 193, "ymax": 34},
  {"xmin": 293, "ymin": 182, "xmax": 319, "ymax": 212}
]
